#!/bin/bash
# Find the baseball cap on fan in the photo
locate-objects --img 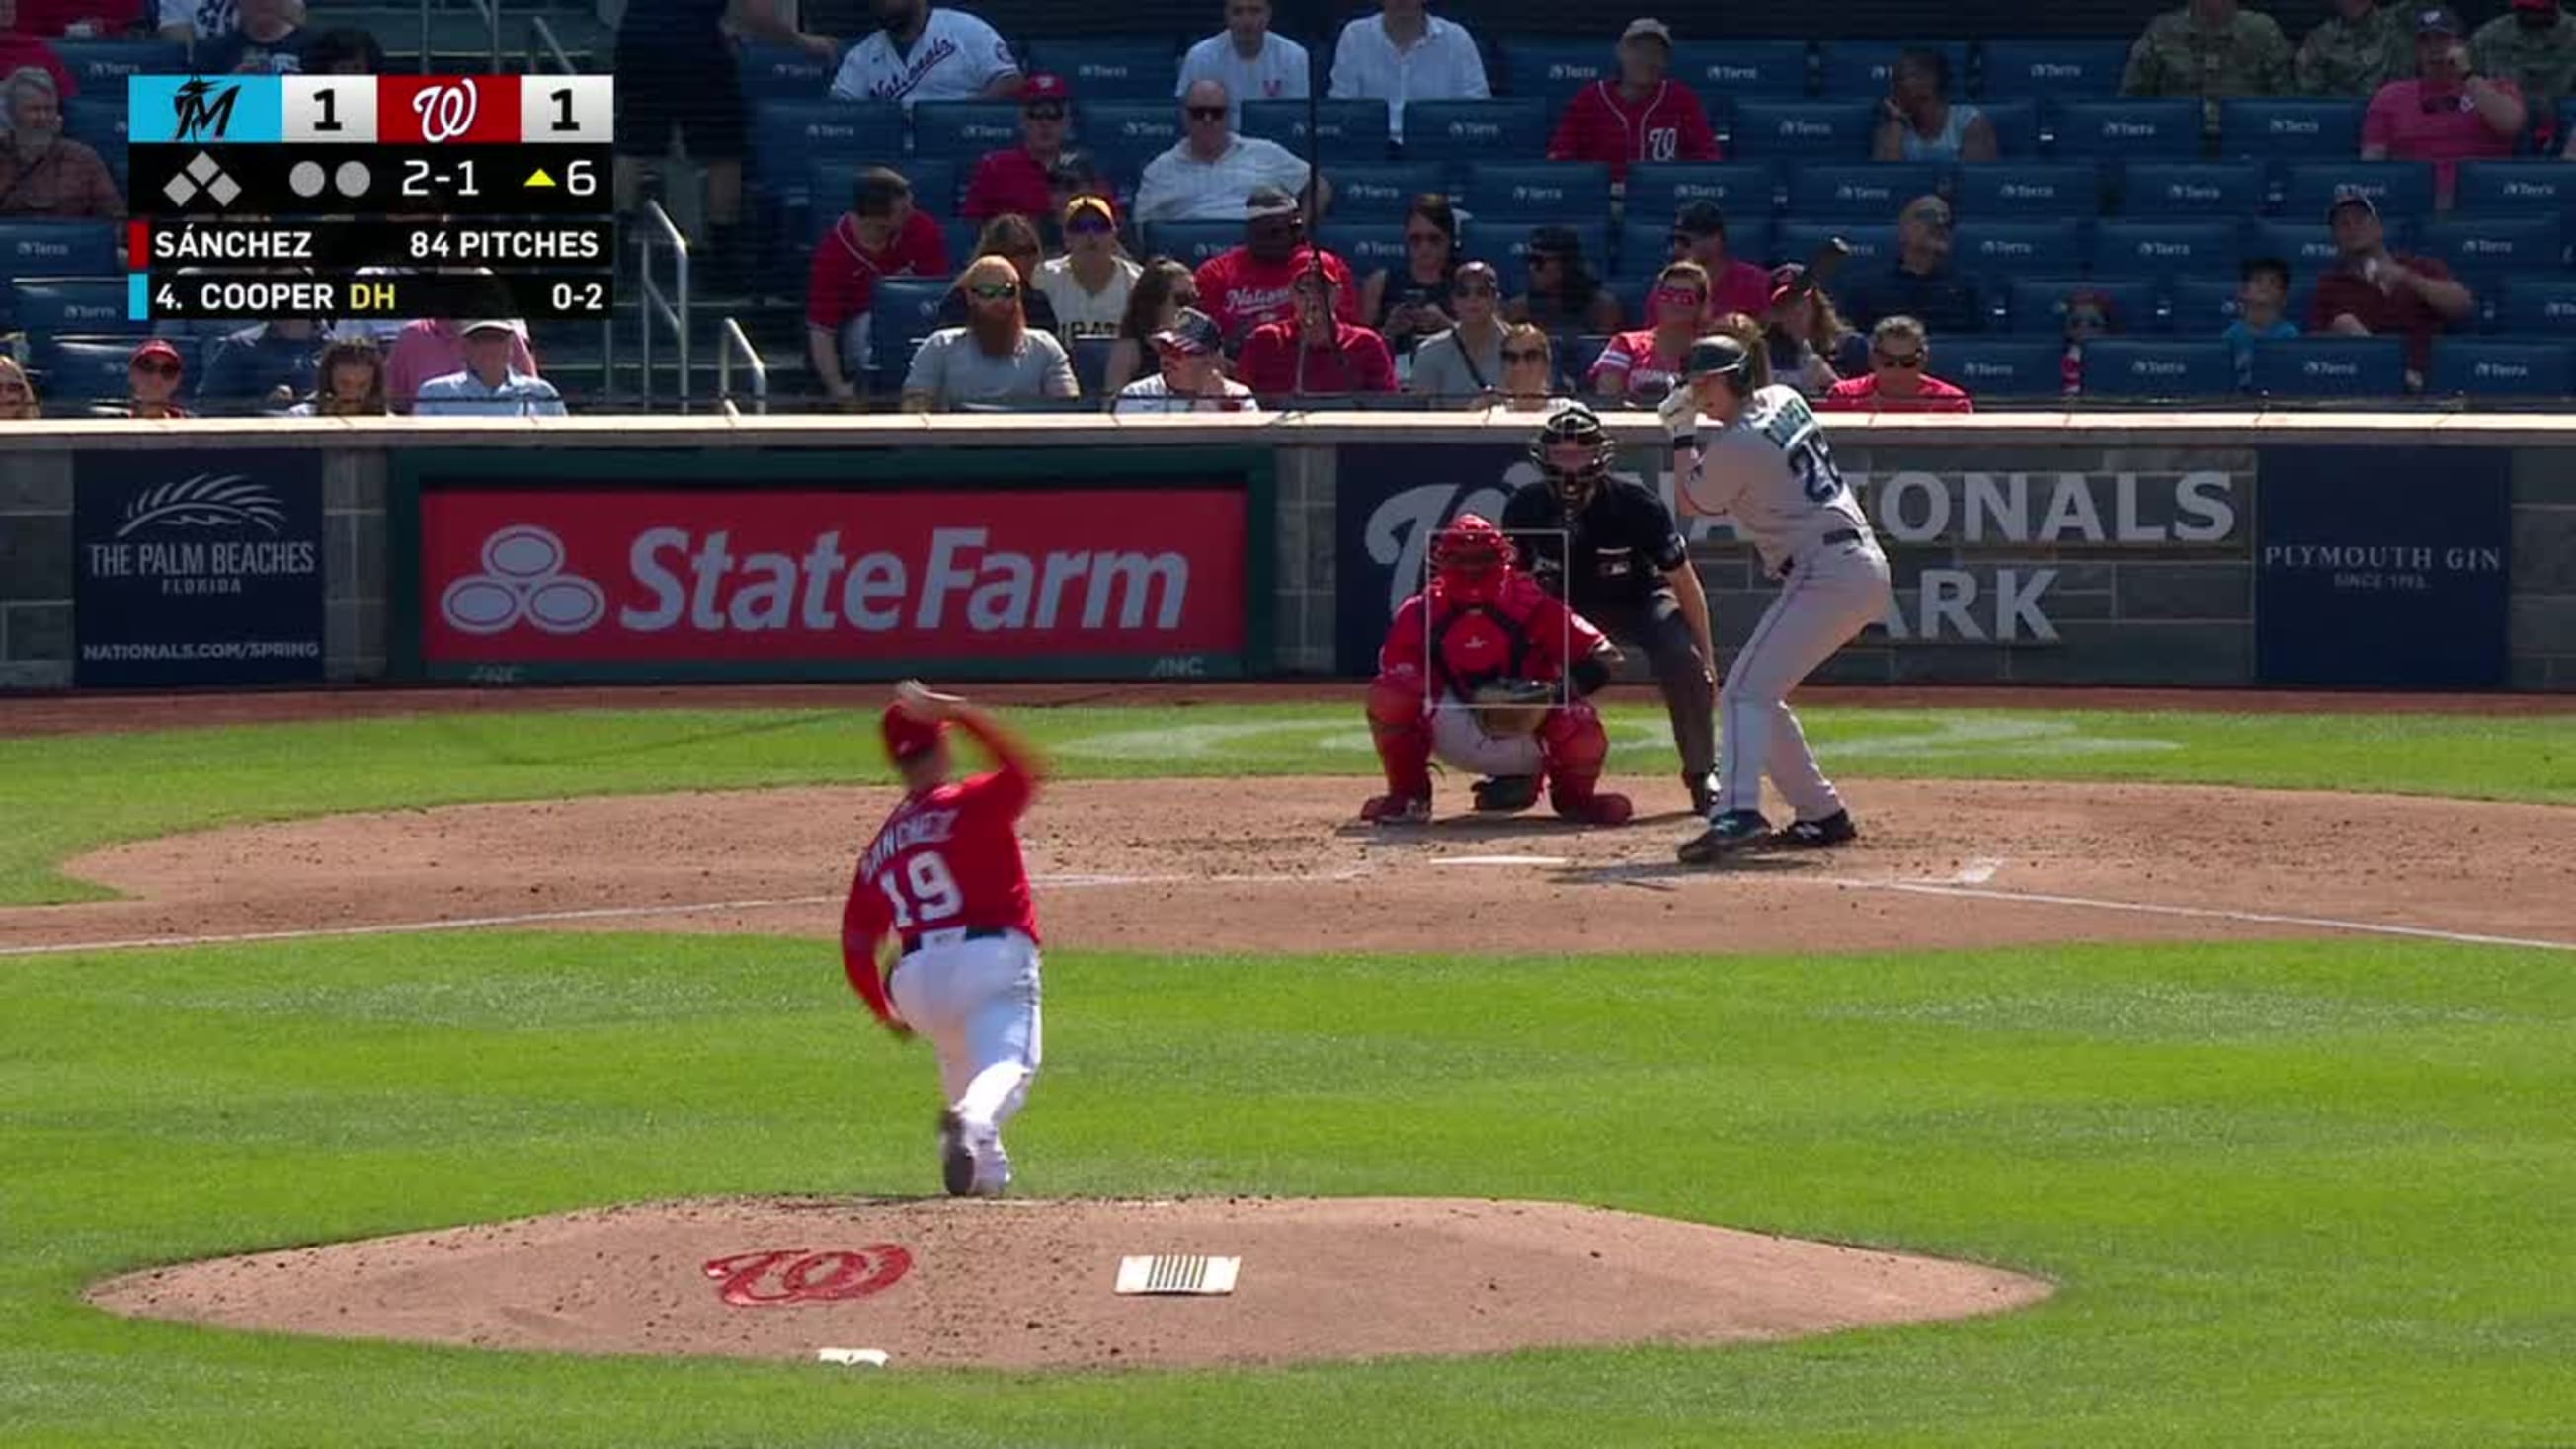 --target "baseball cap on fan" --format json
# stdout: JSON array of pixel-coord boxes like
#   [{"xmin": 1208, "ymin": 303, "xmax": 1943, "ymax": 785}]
[
  {"xmin": 881, "ymin": 701, "xmax": 947, "ymax": 764},
  {"xmin": 1245, "ymin": 183, "xmax": 1301, "ymax": 220},
  {"xmin": 1020, "ymin": 72, "xmax": 1071, "ymax": 105},
  {"xmin": 2326, "ymin": 185, "xmax": 2378, "ymax": 223},
  {"xmin": 2415, "ymin": 5, "xmax": 2465, "ymax": 34},
  {"xmin": 1620, "ymin": 18, "xmax": 1674, "ymax": 48},
  {"xmin": 1151, "ymin": 306, "xmax": 1223, "ymax": 356}
]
